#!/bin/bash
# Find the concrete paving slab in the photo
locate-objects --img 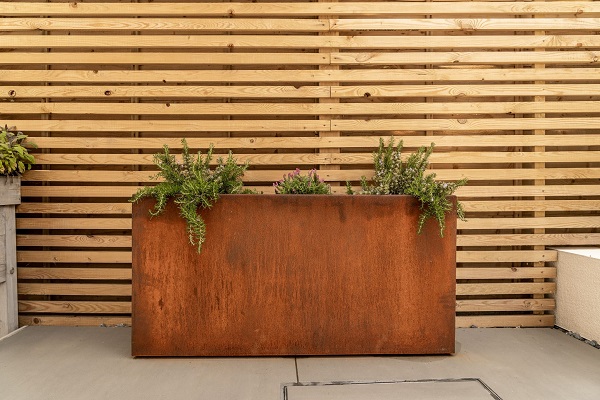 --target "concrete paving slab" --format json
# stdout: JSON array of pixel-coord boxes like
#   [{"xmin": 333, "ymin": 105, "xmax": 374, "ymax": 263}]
[
  {"xmin": 296, "ymin": 328, "xmax": 600, "ymax": 400},
  {"xmin": 0, "ymin": 326, "xmax": 297, "ymax": 400},
  {"xmin": 1, "ymin": 327, "xmax": 599, "ymax": 400},
  {"xmin": 285, "ymin": 379, "xmax": 497, "ymax": 400}
]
